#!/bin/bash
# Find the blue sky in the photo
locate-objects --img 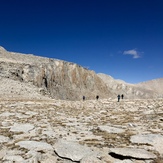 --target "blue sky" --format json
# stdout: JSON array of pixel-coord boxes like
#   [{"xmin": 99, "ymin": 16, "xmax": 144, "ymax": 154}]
[{"xmin": 0, "ymin": 0, "xmax": 163, "ymax": 83}]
